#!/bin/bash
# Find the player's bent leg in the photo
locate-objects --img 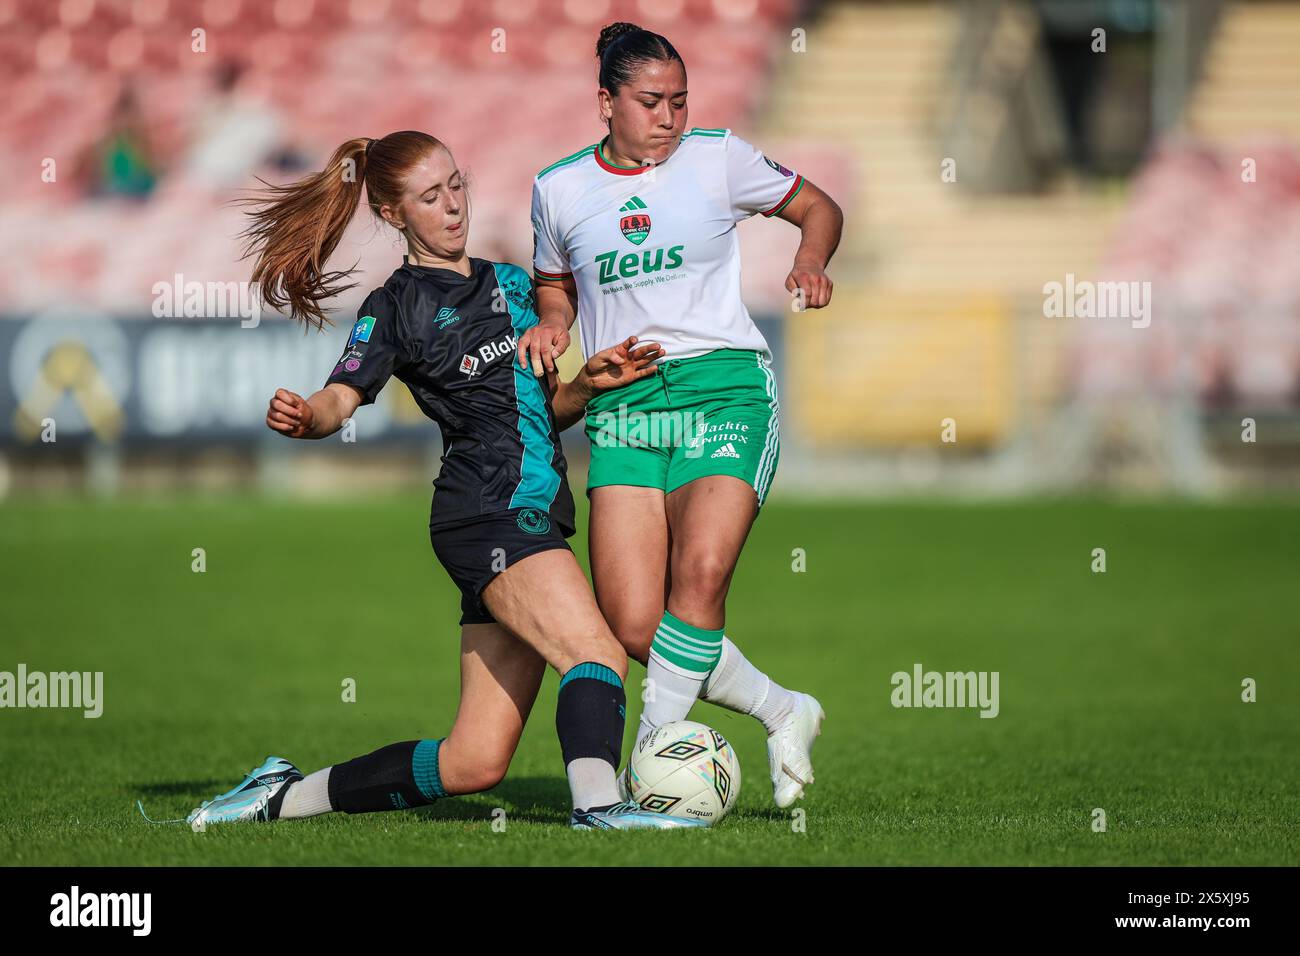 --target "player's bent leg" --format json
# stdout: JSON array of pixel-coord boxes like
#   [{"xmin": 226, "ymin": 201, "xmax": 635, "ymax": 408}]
[
  {"xmin": 631, "ymin": 476, "xmax": 755, "ymax": 746},
  {"xmin": 435, "ymin": 622, "xmax": 546, "ymax": 795},
  {"xmin": 481, "ymin": 548, "xmax": 677, "ymax": 825},
  {"xmin": 664, "ymin": 475, "xmax": 757, "ymax": 627},
  {"xmin": 589, "ymin": 484, "xmax": 671, "ymax": 666},
  {"xmin": 188, "ymin": 624, "xmax": 547, "ymax": 829},
  {"xmin": 590, "ymin": 483, "xmax": 705, "ymax": 804},
  {"xmin": 480, "ymin": 546, "xmax": 701, "ymax": 829},
  {"xmin": 480, "ymin": 547, "xmax": 625, "ymax": 677},
  {"xmin": 313, "ymin": 620, "xmax": 546, "ymax": 815},
  {"xmin": 664, "ymin": 476, "xmax": 825, "ymax": 808}
]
